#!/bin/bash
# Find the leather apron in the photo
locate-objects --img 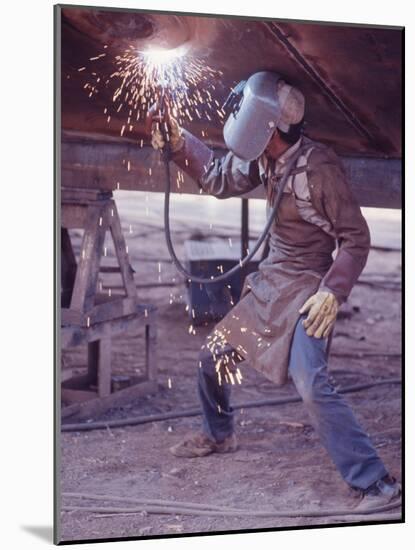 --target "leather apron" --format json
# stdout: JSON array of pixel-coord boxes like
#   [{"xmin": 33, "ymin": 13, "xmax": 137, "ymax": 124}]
[{"xmin": 210, "ymin": 160, "xmax": 336, "ymax": 385}]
